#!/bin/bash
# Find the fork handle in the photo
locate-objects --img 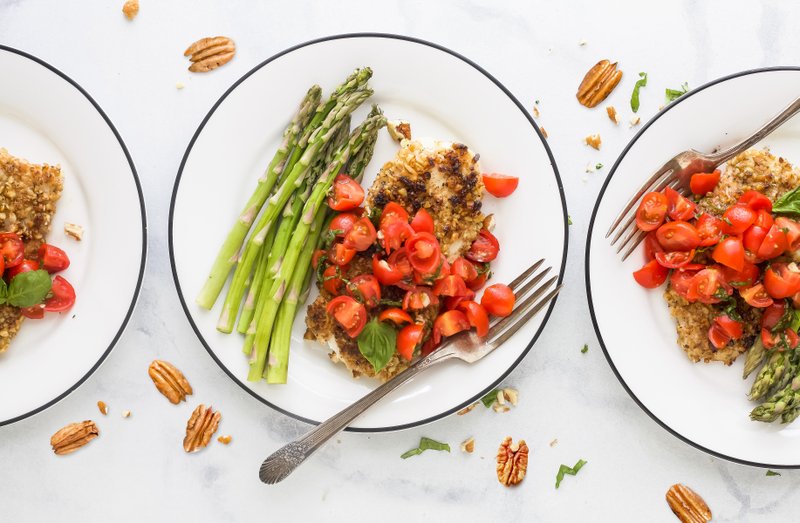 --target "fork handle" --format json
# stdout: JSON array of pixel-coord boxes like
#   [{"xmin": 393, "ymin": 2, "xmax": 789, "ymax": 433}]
[
  {"xmin": 708, "ymin": 95, "xmax": 800, "ymax": 164},
  {"xmin": 259, "ymin": 347, "xmax": 455, "ymax": 484}
]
